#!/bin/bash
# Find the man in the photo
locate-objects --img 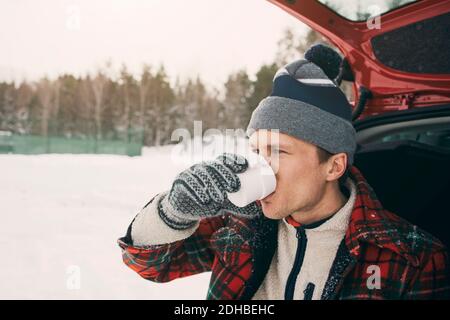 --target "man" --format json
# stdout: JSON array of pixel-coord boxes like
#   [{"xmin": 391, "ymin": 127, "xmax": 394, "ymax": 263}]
[{"xmin": 118, "ymin": 45, "xmax": 449, "ymax": 300}]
